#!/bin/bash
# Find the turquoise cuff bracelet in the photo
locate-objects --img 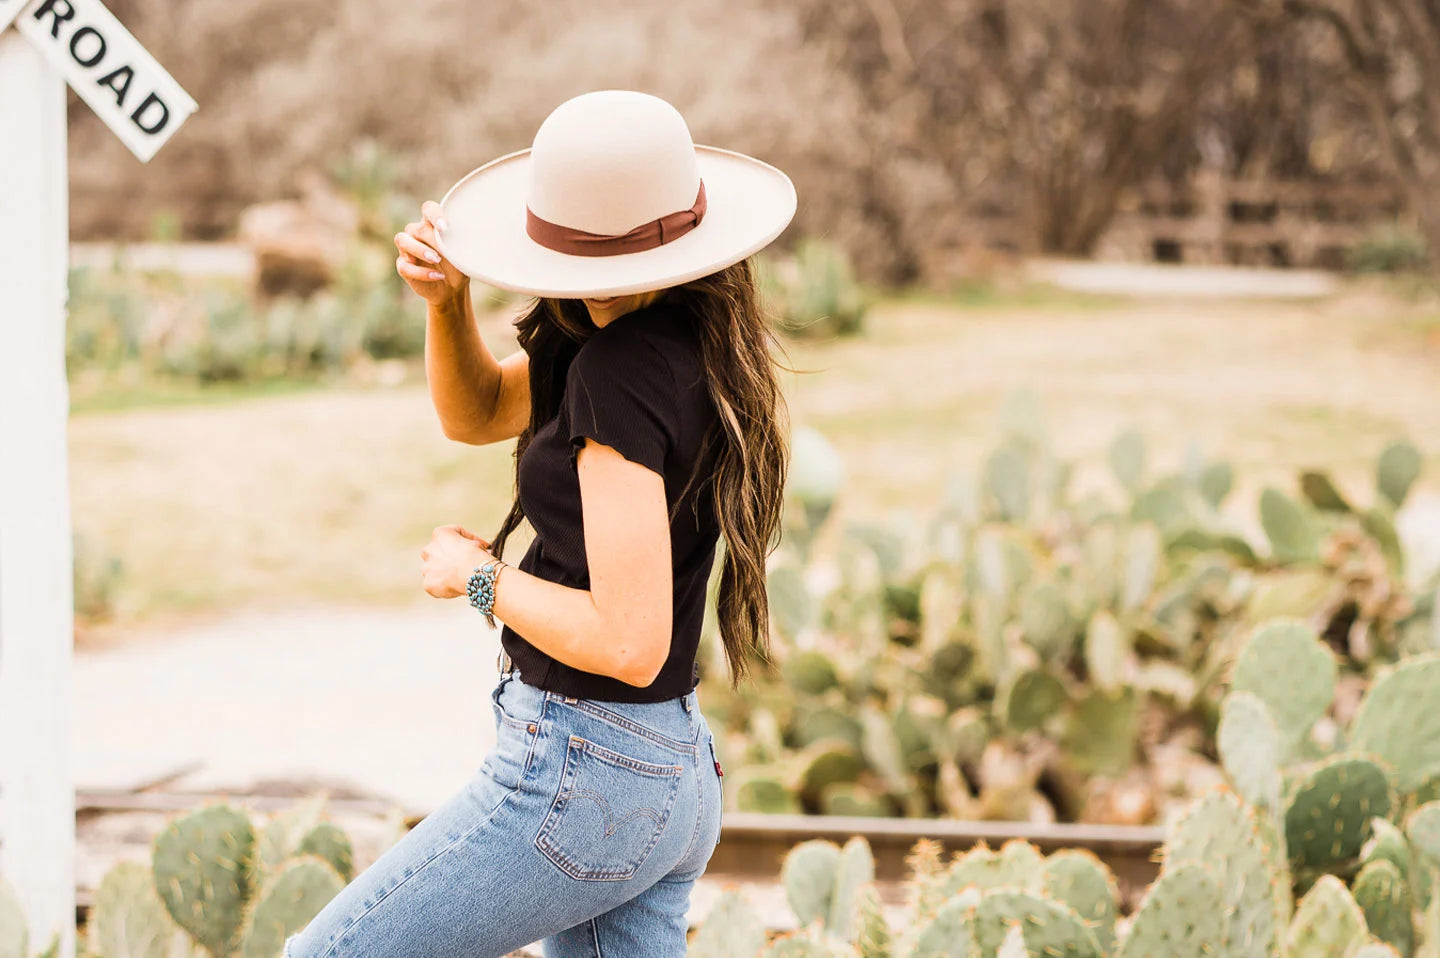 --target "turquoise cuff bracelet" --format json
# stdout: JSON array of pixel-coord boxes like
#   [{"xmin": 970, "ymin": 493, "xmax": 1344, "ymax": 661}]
[{"xmin": 467, "ymin": 560, "xmax": 505, "ymax": 628}]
